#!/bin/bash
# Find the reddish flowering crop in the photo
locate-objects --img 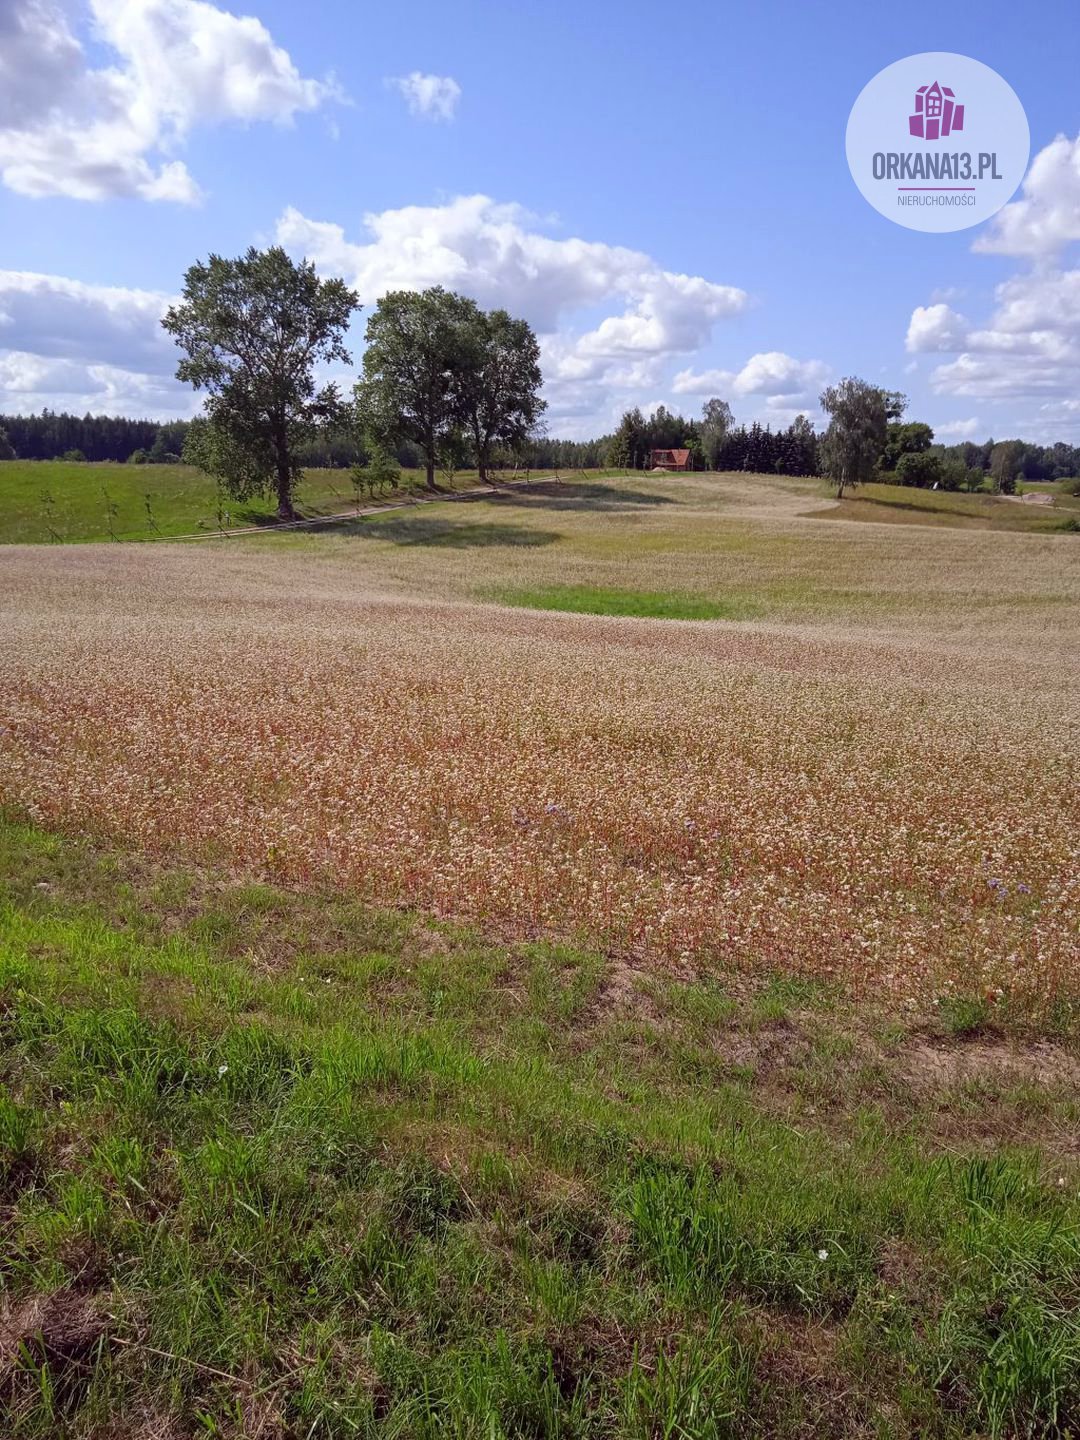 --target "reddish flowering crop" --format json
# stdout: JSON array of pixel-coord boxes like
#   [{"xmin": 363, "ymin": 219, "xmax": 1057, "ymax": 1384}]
[{"xmin": 1, "ymin": 533, "xmax": 1077, "ymax": 1011}]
